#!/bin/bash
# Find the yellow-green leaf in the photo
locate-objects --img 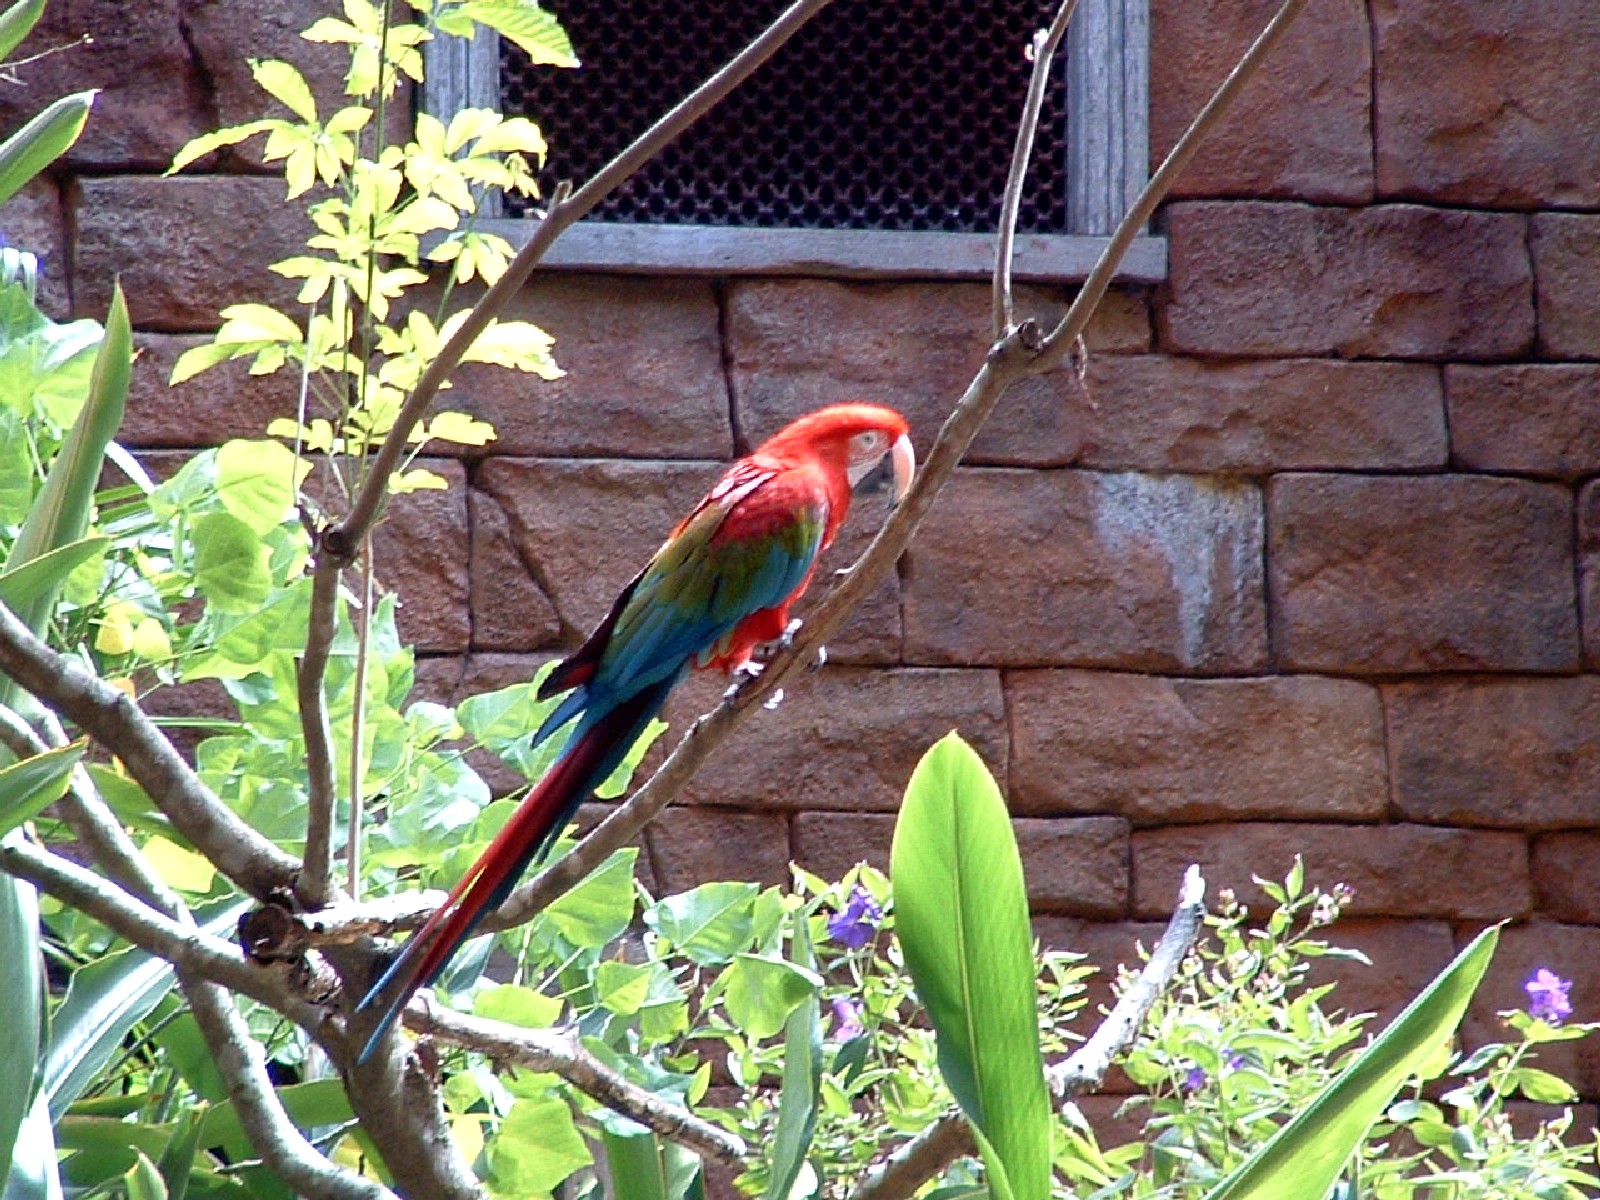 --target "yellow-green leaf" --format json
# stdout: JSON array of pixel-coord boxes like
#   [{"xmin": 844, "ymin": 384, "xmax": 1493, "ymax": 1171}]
[{"xmin": 250, "ymin": 59, "xmax": 318, "ymax": 123}]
